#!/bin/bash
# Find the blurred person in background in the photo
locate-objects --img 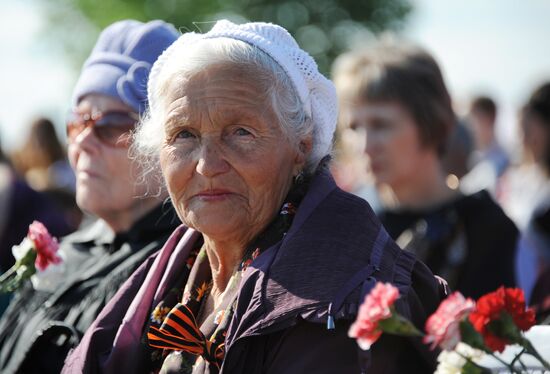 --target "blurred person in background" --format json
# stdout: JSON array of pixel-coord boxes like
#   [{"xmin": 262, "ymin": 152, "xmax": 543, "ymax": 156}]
[
  {"xmin": 441, "ymin": 119, "xmax": 474, "ymax": 182},
  {"xmin": 11, "ymin": 117, "xmax": 81, "ymax": 229},
  {"xmin": 527, "ymin": 207, "xmax": 550, "ymax": 323},
  {"xmin": 0, "ymin": 135, "xmax": 73, "ymax": 273},
  {"xmin": 0, "ymin": 19, "xmax": 180, "ymax": 374},
  {"xmin": 332, "ymin": 38, "xmax": 517, "ymax": 299},
  {"xmin": 332, "ymin": 55, "xmax": 383, "ymax": 213},
  {"xmin": 0, "ymin": 134, "xmax": 73, "ymax": 317},
  {"xmin": 503, "ymin": 82, "xmax": 550, "ymax": 320},
  {"xmin": 461, "ymin": 96, "xmax": 510, "ymax": 195},
  {"xmin": 12, "ymin": 117, "xmax": 76, "ymax": 192}
]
